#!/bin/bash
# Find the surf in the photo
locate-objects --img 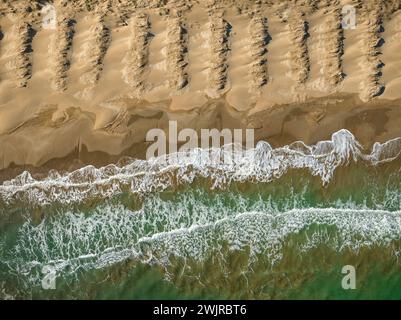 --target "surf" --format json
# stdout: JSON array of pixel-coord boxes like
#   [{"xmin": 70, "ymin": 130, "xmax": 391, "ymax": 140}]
[{"xmin": 1, "ymin": 129, "xmax": 400, "ymax": 206}]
